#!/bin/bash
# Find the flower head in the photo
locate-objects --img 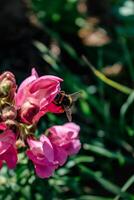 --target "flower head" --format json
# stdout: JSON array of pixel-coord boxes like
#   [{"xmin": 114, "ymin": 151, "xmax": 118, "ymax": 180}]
[
  {"xmin": 0, "ymin": 68, "xmax": 81, "ymax": 178},
  {"xmin": 26, "ymin": 135, "xmax": 57, "ymax": 178},
  {"xmin": 48, "ymin": 122, "xmax": 81, "ymax": 166},
  {"xmin": 15, "ymin": 68, "xmax": 63, "ymax": 124}
]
